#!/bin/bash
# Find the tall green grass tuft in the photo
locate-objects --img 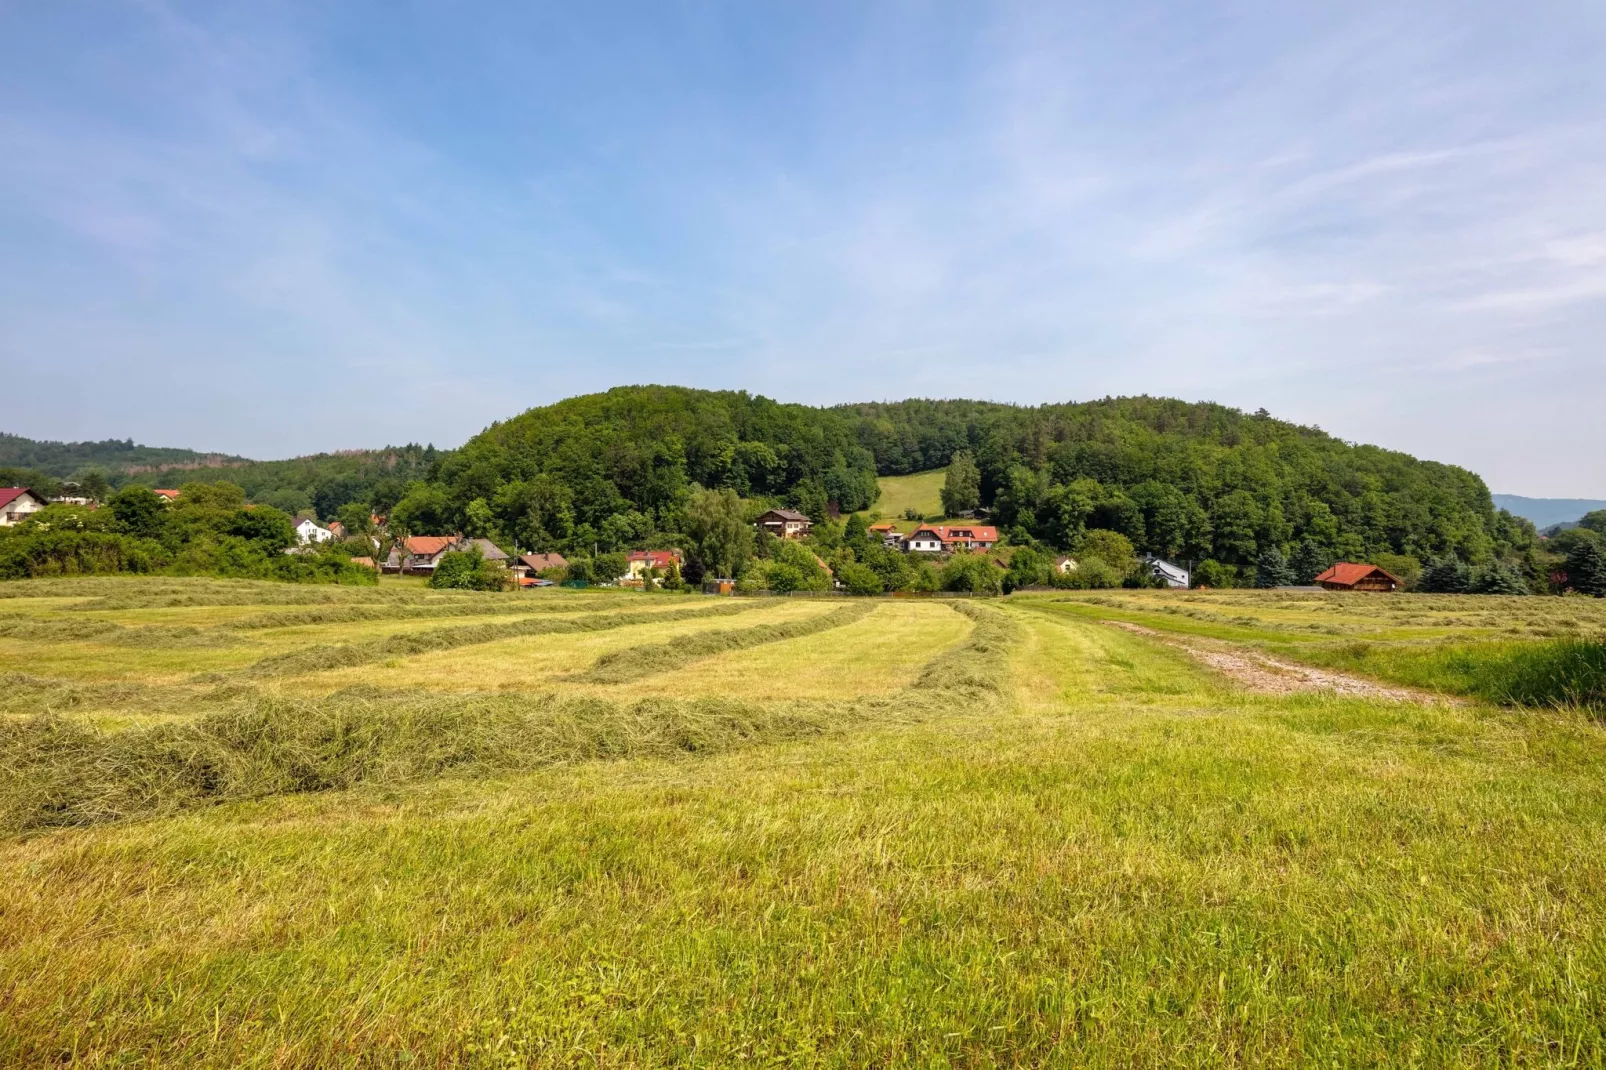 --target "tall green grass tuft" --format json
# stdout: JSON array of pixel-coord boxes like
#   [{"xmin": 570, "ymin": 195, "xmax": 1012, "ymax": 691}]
[
  {"xmin": 577, "ymin": 602, "xmax": 876, "ymax": 683},
  {"xmin": 1291, "ymin": 637, "xmax": 1606, "ymax": 712},
  {"xmin": 1467, "ymin": 638, "xmax": 1606, "ymax": 710}
]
